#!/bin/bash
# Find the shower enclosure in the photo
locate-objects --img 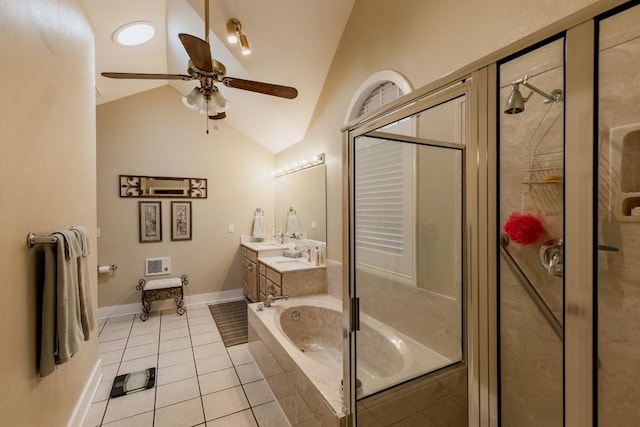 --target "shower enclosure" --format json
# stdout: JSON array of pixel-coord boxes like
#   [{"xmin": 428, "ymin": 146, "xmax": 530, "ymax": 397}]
[
  {"xmin": 597, "ymin": 4, "xmax": 640, "ymax": 424},
  {"xmin": 343, "ymin": 3, "xmax": 640, "ymax": 425},
  {"xmin": 496, "ymin": 3, "xmax": 640, "ymax": 425}
]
